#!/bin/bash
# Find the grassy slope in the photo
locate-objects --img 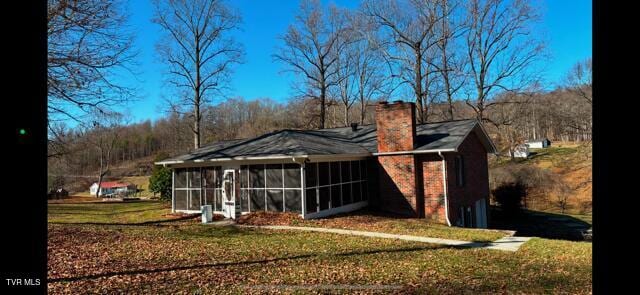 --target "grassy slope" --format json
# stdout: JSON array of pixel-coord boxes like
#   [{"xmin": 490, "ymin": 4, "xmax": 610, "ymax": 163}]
[
  {"xmin": 48, "ymin": 202, "xmax": 591, "ymax": 294},
  {"xmin": 71, "ymin": 176, "xmax": 153, "ymax": 198},
  {"xmin": 490, "ymin": 143, "xmax": 592, "ymax": 215}
]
